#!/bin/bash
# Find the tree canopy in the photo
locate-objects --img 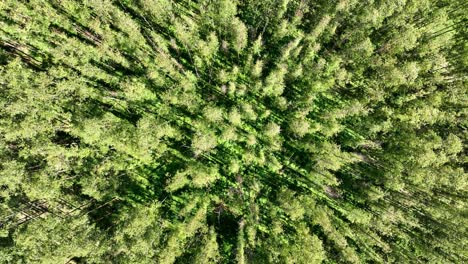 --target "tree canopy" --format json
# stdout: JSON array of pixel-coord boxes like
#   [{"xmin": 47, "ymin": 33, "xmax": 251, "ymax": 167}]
[{"xmin": 0, "ymin": 0, "xmax": 467, "ymax": 263}]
